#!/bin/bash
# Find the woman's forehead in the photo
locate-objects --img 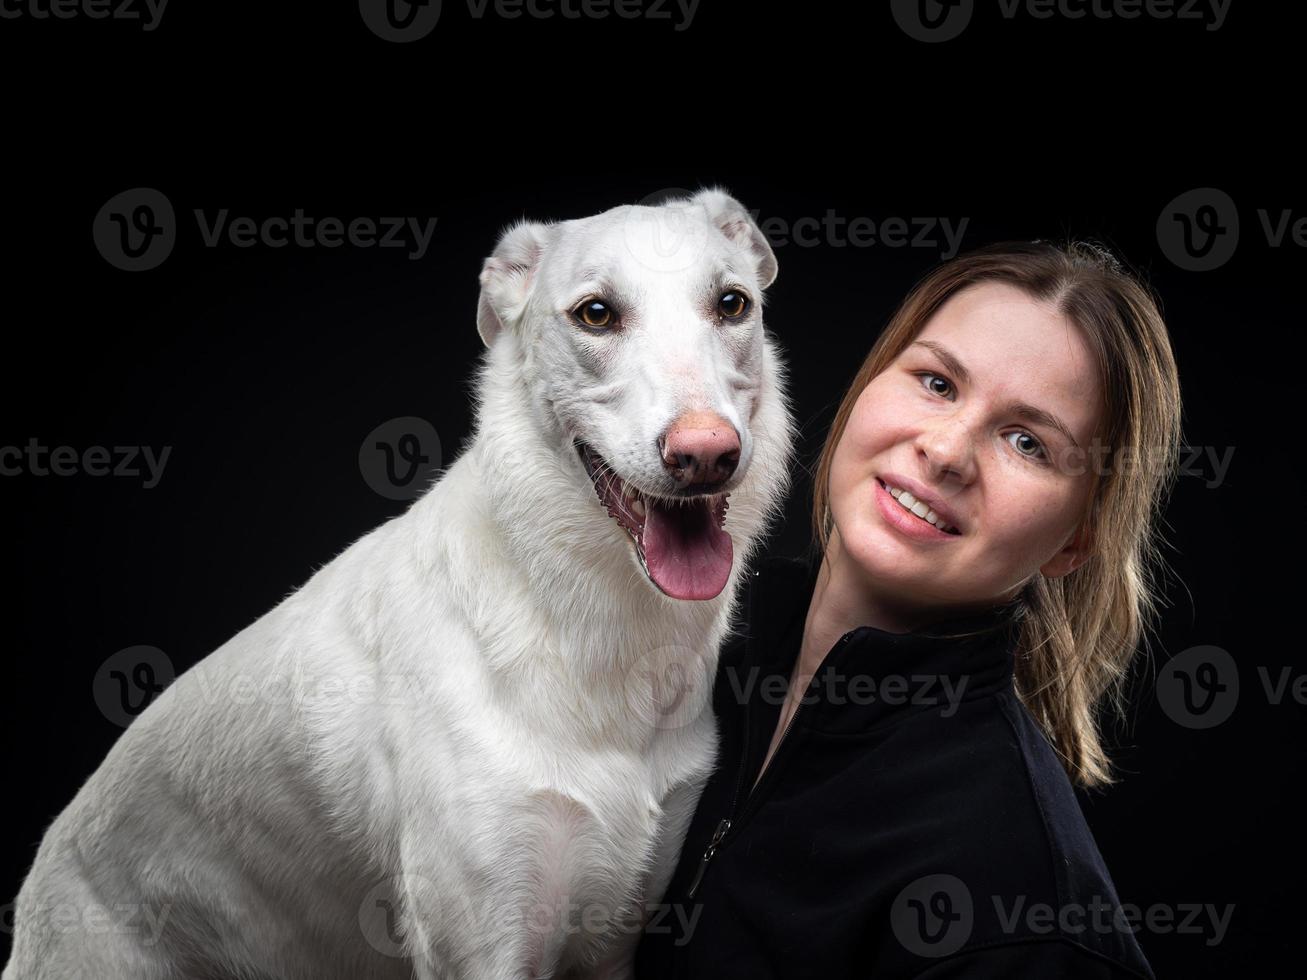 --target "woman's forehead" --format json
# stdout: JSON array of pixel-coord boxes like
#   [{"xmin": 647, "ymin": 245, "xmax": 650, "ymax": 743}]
[{"xmin": 910, "ymin": 283, "xmax": 1103, "ymax": 446}]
